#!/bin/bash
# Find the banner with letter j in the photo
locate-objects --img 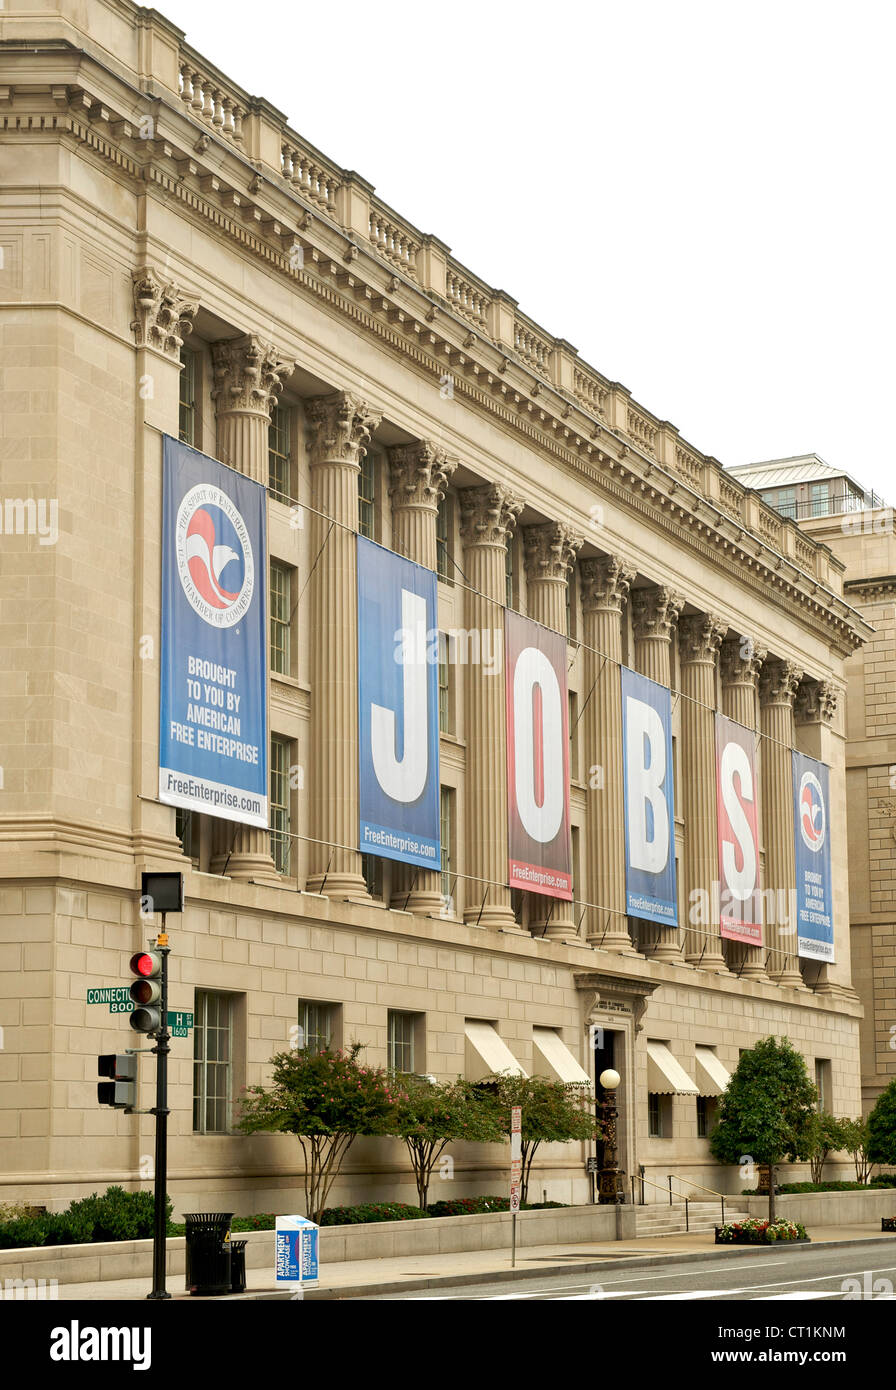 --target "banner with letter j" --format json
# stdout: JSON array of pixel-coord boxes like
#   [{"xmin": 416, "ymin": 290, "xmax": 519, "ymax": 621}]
[
  {"xmin": 357, "ymin": 536, "xmax": 441, "ymax": 871},
  {"xmin": 621, "ymin": 666, "xmax": 677, "ymax": 927},
  {"xmin": 159, "ymin": 435, "xmax": 268, "ymax": 827},
  {"xmin": 792, "ymin": 750, "xmax": 835, "ymax": 962}
]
